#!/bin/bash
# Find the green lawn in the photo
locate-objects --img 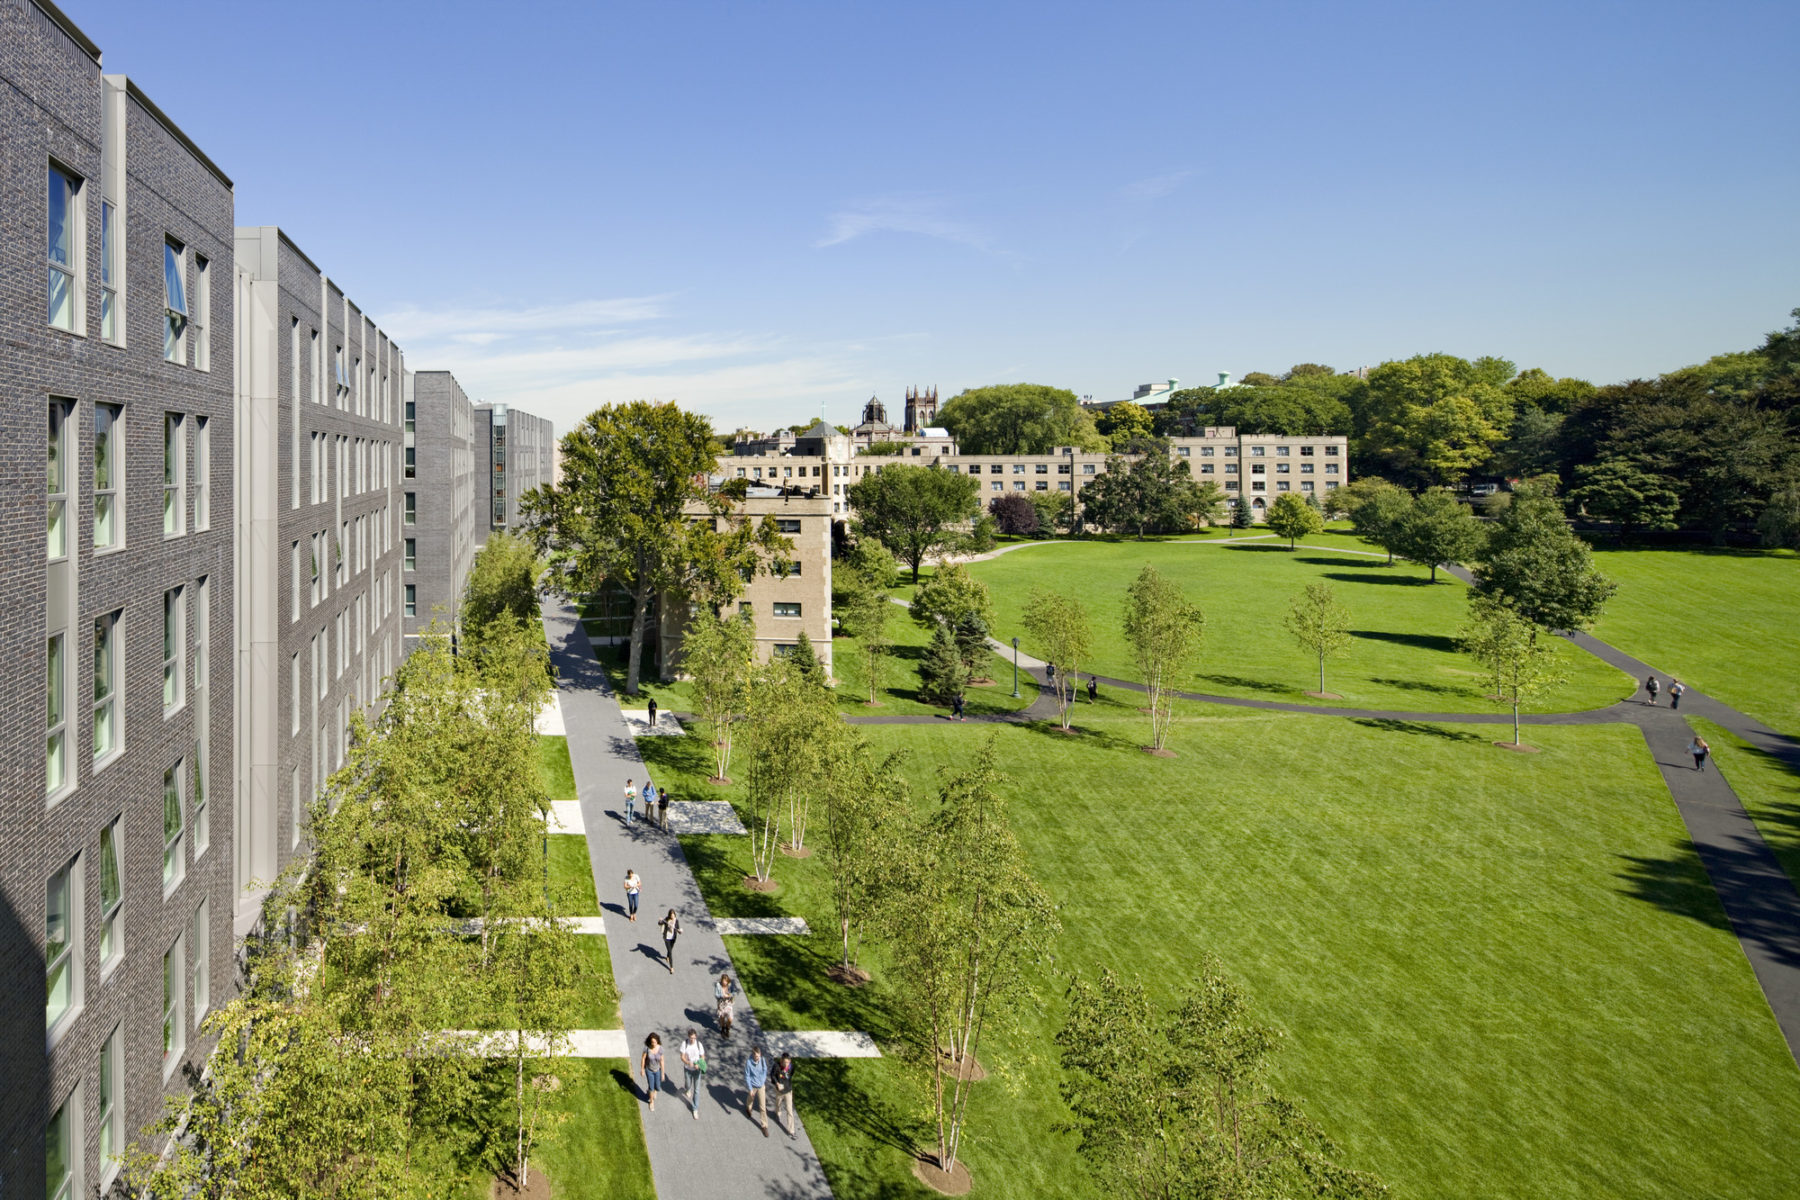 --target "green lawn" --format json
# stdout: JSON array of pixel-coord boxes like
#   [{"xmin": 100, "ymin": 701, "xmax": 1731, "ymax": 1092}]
[
  {"xmin": 964, "ymin": 538, "xmax": 1631, "ymax": 714},
  {"xmin": 642, "ymin": 707, "xmax": 1800, "ymax": 1200},
  {"xmin": 539, "ymin": 735, "xmax": 577, "ymax": 803},
  {"xmin": 1691, "ymin": 717, "xmax": 1800, "ymax": 890},
  {"xmin": 1590, "ymin": 547, "xmax": 1800, "ymax": 737},
  {"xmin": 830, "ymin": 604, "xmax": 1039, "ymax": 717},
  {"xmin": 547, "ymin": 834, "xmax": 601, "ymax": 916},
  {"xmin": 445, "ymin": 1059, "xmax": 655, "ymax": 1200}
]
